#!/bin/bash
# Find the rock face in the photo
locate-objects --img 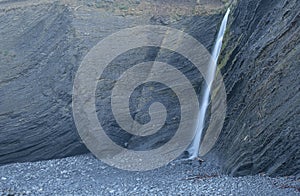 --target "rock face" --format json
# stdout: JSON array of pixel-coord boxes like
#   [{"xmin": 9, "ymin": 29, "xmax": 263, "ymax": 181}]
[
  {"xmin": 0, "ymin": 4, "xmax": 87, "ymax": 164},
  {"xmin": 0, "ymin": 0, "xmax": 299, "ymax": 178},
  {"xmin": 0, "ymin": 2, "xmax": 221, "ymax": 164},
  {"xmin": 213, "ymin": 0, "xmax": 300, "ymax": 177}
]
